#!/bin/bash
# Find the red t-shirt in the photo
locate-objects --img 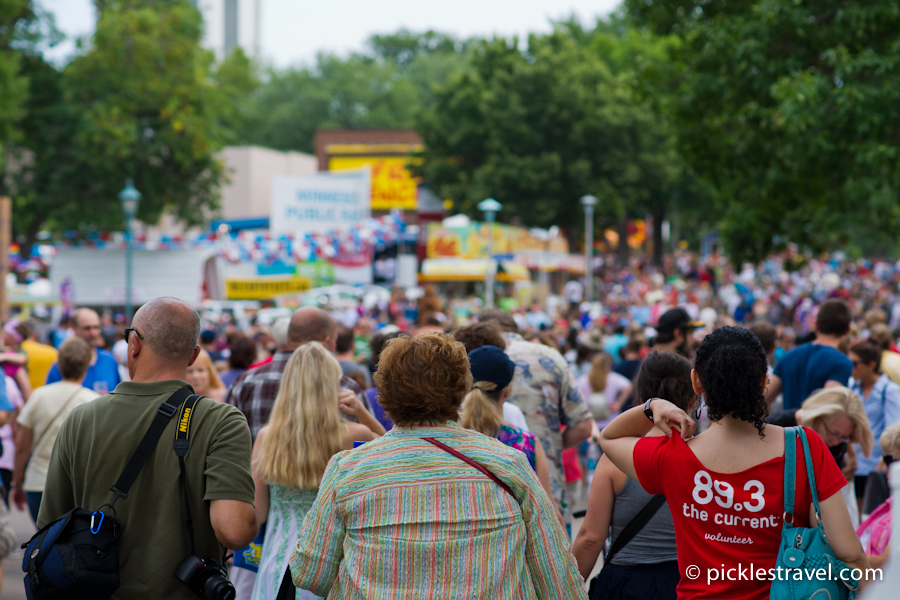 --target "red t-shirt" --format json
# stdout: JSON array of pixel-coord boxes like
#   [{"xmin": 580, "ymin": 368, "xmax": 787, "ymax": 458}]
[{"xmin": 633, "ymin": 427, "xmax": 845, "ymax": 600}]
